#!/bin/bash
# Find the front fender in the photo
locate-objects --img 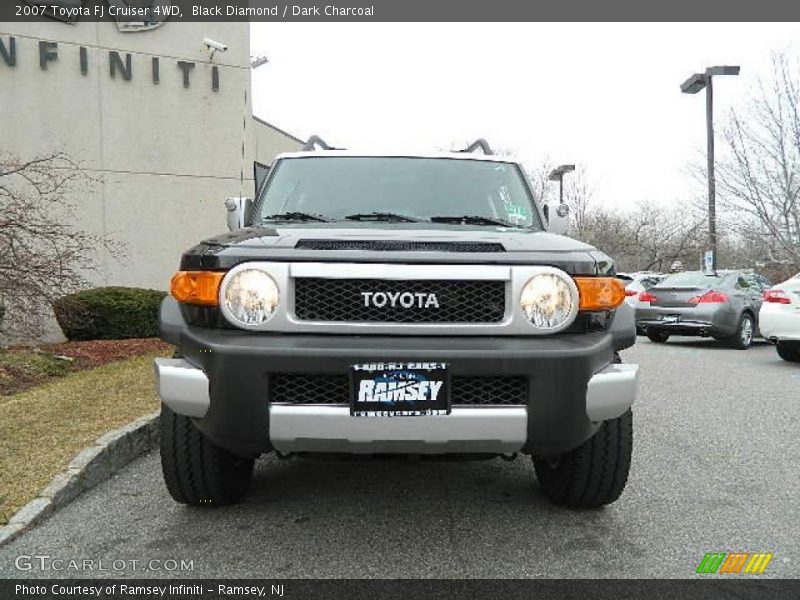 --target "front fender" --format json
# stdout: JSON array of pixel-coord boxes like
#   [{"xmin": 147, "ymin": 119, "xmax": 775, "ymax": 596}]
[
  {"xmin": 610, "ymin": 302, "xmax": 636, "ymax": 351},
  {"xmin": 158, "ymin": 296, "xmax": 186, "ymax": 346}
]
